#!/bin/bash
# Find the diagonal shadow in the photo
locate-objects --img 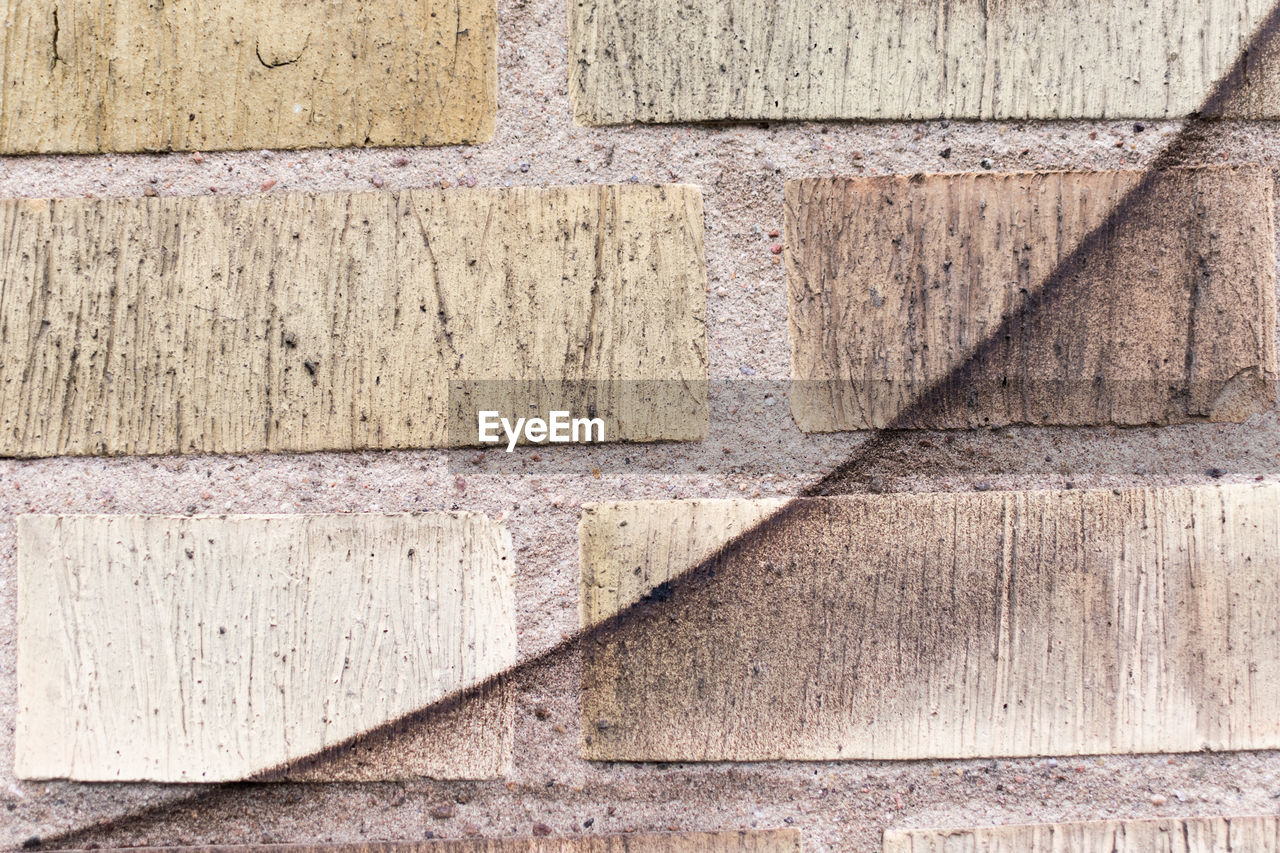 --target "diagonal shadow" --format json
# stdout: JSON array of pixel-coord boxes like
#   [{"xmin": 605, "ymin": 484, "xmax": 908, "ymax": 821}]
[
  {"xmin": 578, "ymin": 485, "xmax": 1280, "ymax": 761},
  {"xmin": 35, "ymin": 2, "xmax": 1280, "ymax": 847}
]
